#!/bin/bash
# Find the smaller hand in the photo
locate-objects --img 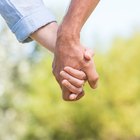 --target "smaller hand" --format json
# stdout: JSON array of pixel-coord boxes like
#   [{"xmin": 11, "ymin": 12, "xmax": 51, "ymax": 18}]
[{"xmin": 60, "ymin": 67, "xmax": 86, "ymax": 100}]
